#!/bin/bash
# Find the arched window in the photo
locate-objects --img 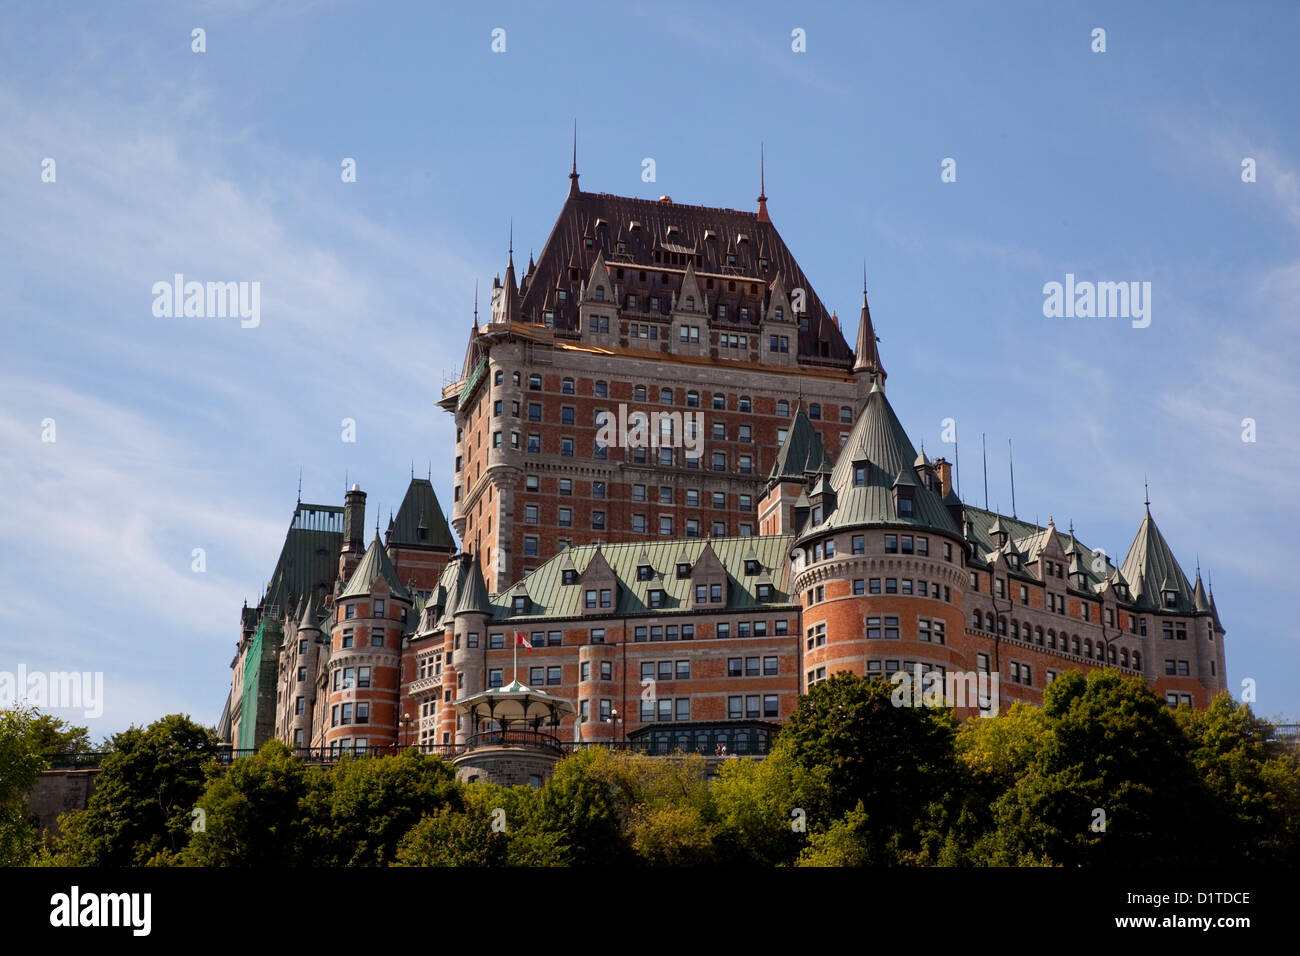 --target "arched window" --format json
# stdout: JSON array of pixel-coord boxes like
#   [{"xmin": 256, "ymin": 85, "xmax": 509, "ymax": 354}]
[
  {"xmin": 1133, "ymin": 651, "xmax": 1141, "ymax": 669},
  {"xmin": 512, "ymin": 372, "xmax": 521, "ymax": 386},
  {"xmin": 1072, "ymin": 636, "xmax": 1081, "ymax": 655},
  {"xmin": 1036, "ymin": 626, "xmax": 1044, "ymax": 646},
  {"xmin": 973, "ymin": 611, "xmax": 982, "ymax": 630},
  {"xmin": 997, "ymin": 617, "xmax": 1007, "ymax": 636},
  {"xmin": 634, "ymin": 385, "xmax": 647, "ymax": 402},
  {"xmin": 1121, "ymin": 648, "xmax": 1129, "ymax": 667},
  {"xmin": 985, "ymin": 612, "xmax": 995, "ymax": 631},
  {"xmin": 1084, "ymin": 639, "xmax": 1093, "ymax": 658},
  {"xmin": 1108, "ymin": 645, "xmax": 1117, "ymax": 664},
  {"xmin": 686, "ymin": 390, "xmax": 699, "ymax": 408},
  {"xmin": 1010, "ymin": 621, "xmax": 1019, "ymax": 640},
  {"xmin": 777, "ymin": 400, "xmax": 789, "ymax": 417},
  {"xmin": 494, "ymin": 370, "xmax": 504, "ymax": 385},
  {"xmin": 660, "ymin": 387, "xmax": 673, "ymax": 405}
]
